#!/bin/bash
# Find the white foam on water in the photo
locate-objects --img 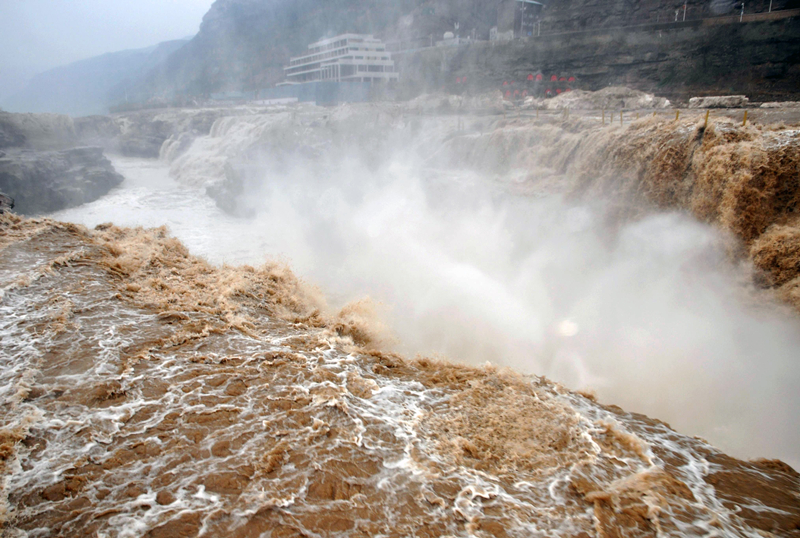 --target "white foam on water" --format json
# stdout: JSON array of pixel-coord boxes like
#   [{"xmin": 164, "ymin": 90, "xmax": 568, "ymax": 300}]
[{"xmin": 42, "ymin": 112, "xmax": 800, "ymax": 469}]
